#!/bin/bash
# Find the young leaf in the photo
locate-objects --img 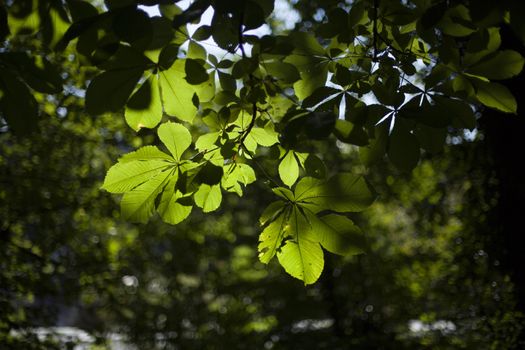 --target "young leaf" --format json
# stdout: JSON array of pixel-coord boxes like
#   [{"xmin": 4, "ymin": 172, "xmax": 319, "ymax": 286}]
[
  {"xmin": 194, "ymin": 184, "xmax": 222, "ymax": 213},
  {"xmin": 279, "ymin": 151, "xmax": 300, "ymax": 187},
  {"xmin": 157, "ymin": 122, "xmax": 192, "ymax": 161}
]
